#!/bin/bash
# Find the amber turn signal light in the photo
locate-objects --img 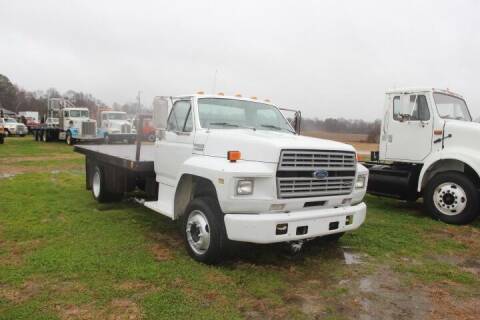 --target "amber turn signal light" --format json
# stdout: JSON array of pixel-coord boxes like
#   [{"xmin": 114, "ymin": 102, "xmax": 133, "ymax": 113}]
[{"xmin": 228, "ymin": 151, "xmax": 241, "ymax": 162}]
